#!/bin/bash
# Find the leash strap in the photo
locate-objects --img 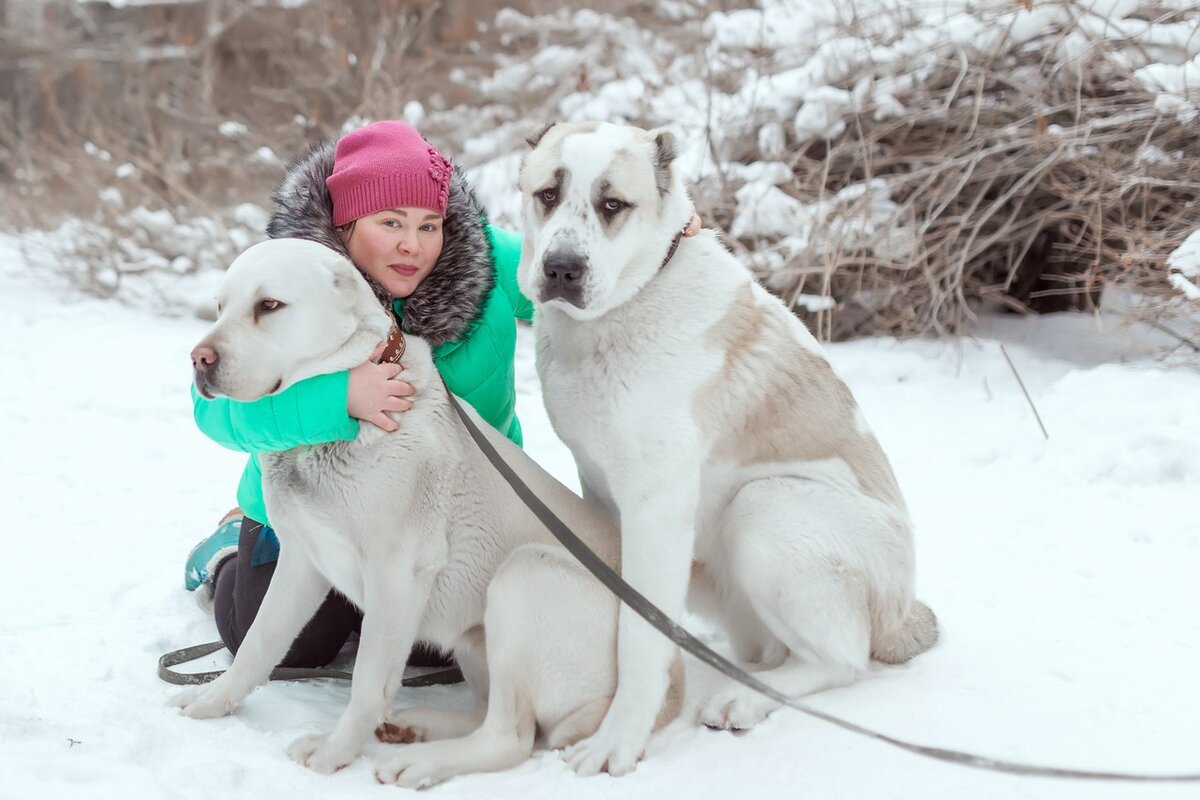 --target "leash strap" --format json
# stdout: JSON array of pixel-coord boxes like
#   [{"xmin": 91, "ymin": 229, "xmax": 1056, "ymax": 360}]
[
  {"xmin": 158, "ymin": 640, "xmax": 463, "ymax": 688},
  {"xmin": 445, "ymin": 387, "xmax": 1200, "ymax": 783}
]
